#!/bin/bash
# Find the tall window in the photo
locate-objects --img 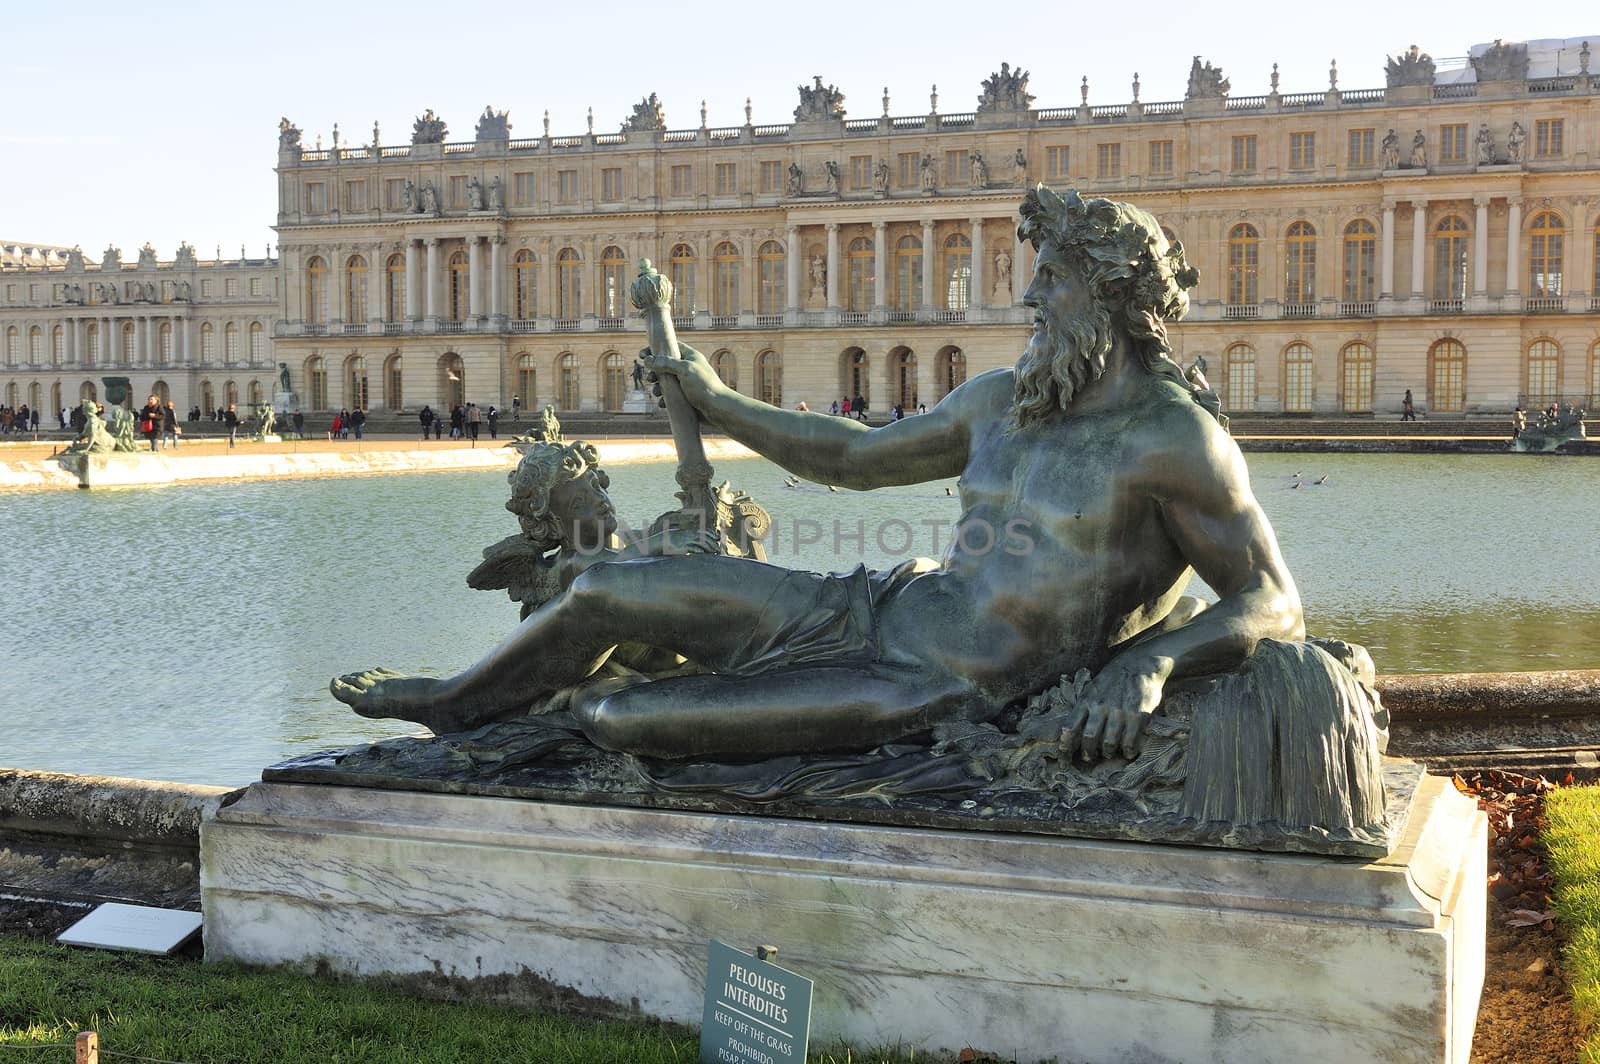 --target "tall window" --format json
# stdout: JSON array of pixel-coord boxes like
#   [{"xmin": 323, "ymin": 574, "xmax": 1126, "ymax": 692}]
[
  {"xmin": 1227, "ymin": 224, "xmax": 1259, "ymax": 304},
  {"xmin": 305, "ymin": 256, "xmax": 327, "ymax": 323},
  {"xmin": 448, "ymin": 250, "xmax": 469, "ymax": 320},
  {"xmin": 1343, "ymin": 220, "xmax": 1376, "ymax": 303},
  {"xmin": 1591, "ymin": 342, "xmax": 1600, "ymax": 406},
  {"xmin": 1148, "ymin": 141, "xmax": 1173, "ymax": 177},
  {"xmin": 158, "ymin": 322, "xmax": 172, "ymax": 365},
  {"xmin": 757, "ymin": 350, "xmax": 782, "ymax": 406},
  {"xmin": 52, "ymin": 326, "xmax": 64, "ymax": 364},
  {"xmin": 250, "ymin": 322, "xmax": 265, "ymax": 363},
  {"xmin": 1528, "ymin": 212, "xmax": 1564, "ymax": 297},
  {"xmin": 225, "ymin": 381, "xmax": 238, "ymax": 409},
  {"xmin": 1046, "ymin": 146, "xmax": 1068, "ymax": 180},
  {"xmin": 198, "ymin": 380, "xmax": 212, "ymax": 412},
  {"xmin": 516, "ymin": 353, "xmax": 535, "ymax": 407},
  {"xmin": 893, "ymin": 348, "xmax": 918, "ymax": 409},
  {"xmin": 514, "ymin": 172, "xmax": 536, "ymax": 205},
  {"xmin": 557, "ymin": 352, "xmax": 580, "ymax": 410},
  {"xmin": 28, "ymin": 327, "xmax": 42, "ymax": 365},
  {"xmin": 601, "ymin": 352, "xmax": 626, "ymax": 411},
  {"xmin": 843, "ymin": 348, "xmax": 869, "ymax": 402},
  {"xmin": 714, "ymin": 162, "xmax": 737, "ymax": 196},
  {"xmin": 557, "ymin": 170, "xmax": 578, "ymax": 203},
  {"xmin": 86, "ymin": 323, "xmax": 99, "ymax": 365},
  {"xmin": 712, "ymin": 242, "xmax": 740, "ymax": 317},
  {"xmin": 601, "ymin": 168, "xmax": 623, "ymax": 202},
  {"xmin": 440, "ymin": 353, "xmax": 465, "ymax": 409},
  {"xmin": 306, "ymin": 356, "xmax": 327, "ymax": 409},
  {"xmin": 943, "ymin": 233, "xmax": 971, "ymax": 310},
  {"xmin": 1348, "ymin": 129, "xmax": 1374, "ymax": 168},
  {"xmin": 757, "ymin": 241, "xmax": 785, "ymax": 314},
  {"xmin": 940, "ymin": 347, "xmax": 966, "ymax": 397},
  {"xmin": 122, "ymin": 323, "xmax": 136, "ymax": 363},
  {"xmin": 897, "ymin": 152, "xmax": 919, "ymax": 187},
  {"xmin": 1283, "ymin": 342, "xmax": 1314, "ymax": 411},
  {"xmin": 344, "ymin": 175, "xmax": 367, "ymax": 209},
  {"xmin": 224, "ymin": 323, "xmax": 239, "ymax": 364},
  {"xmin": 1432, "ymin": 216, "xmax": 1469, "ymax": 300},
  {"xmin": 1593, "ymin": 218, "xmax": 1600, "ymax": 299},
  {"xmin": 760, "ymin": 160, "xmax": 783, "ymax": 193},
  {"xmin": 1284, "ymin": 222, "xmax": 1316, "ymax": 304},
  {"xmin": 1225, "ymin": 343, "xmax": 1256, "ymax": 410},
  {"xmin": 514, "ymin": 250, "xmax": 538, "ymax": 319},
  {"xmin": 201, "ymin": 323, "xmax": 215, "ymax": 361},
  {"xmin": 1428, "ymin": 339, "xmax": 1466, "ymax": 412},
  {"xmin": 600, "ymin": 246, "xmax": 627, "ymax": 318},
  {"xmin": 713, "ymin": 350, "xmax": 737, "ymax": 389},
  {"xmin": 1231, "ymin": 135, "xmax": 1257, "ymax": 173},
  {"xmin": 944, "ymin": 150, "xmax": 970, "ymax": 185},
  {"xmin": 1526, "ymin": 339, "xmax": 1560, "ymax": 407},
  {"xmin": 669, "ymin": 244, "xmax": 696, "ymax": 316},
  {"xmin": 386, "ymin": 254, "xmax": 406, "ymax": 320},
  {"xmin": 895, "ymin": 235, "xmax": 923, "ymax": 311},
  {"xmin": 847, "ymin": 237, "xmax": 875, "ymax": 311},
  {"xmin": 347, "ymin": 355, "xmax": 368, "ymax": 409},
  {"xmin": 1096, "ymin": 143, "xmax": 1121, "ymax": 179},
  {"xmin": 557, "ymin": 248, "xmax": 582, "ymax": 319},
  {"xmin": 670, "ymin": 165, "xmax": 692, "ymax": 197},
  {"xmin": 384, "ymin": 354, "xmax": 403, "ymax": 411},
  {"xmin": 1288, "ymin": 132, "xmax": 1315, "ymax": 170},
  {"xmin": 1535, "ymin": 118, "xmax": 1564, "ymax": 158},
  {"xmin": 1439, "ymin": 124, "xmax": 1467, "ymax": 164},
  {"xmin": 346, "ymin": 255, "xmax": 368, "ymax": 322},
  {"xmin": 1340, "ymin": 342, "xmax": 1374, "ymax": 413}
]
